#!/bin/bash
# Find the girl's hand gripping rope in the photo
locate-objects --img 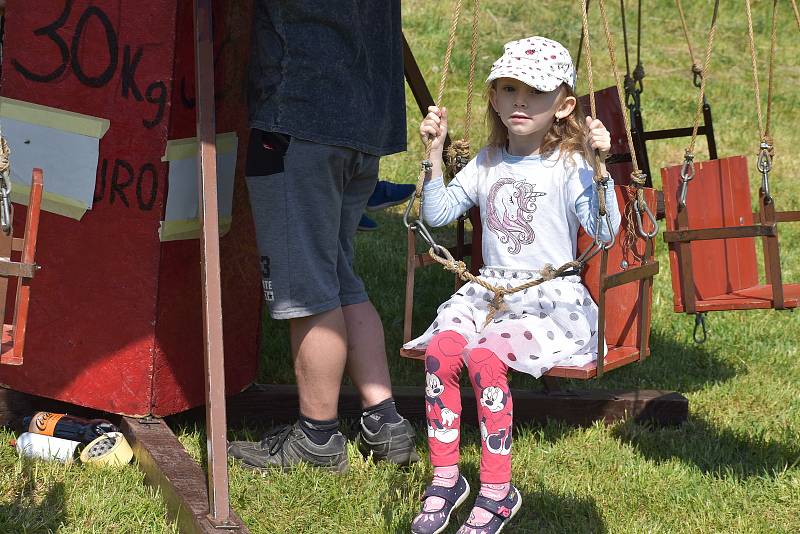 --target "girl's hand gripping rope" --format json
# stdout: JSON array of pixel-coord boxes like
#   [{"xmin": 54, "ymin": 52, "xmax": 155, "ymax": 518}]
[
  {"xmin": 419, "ymin": 106, "xmax": 448, "ymax": 181},
  {"xmin": 585, "ymin": 116, "xmax": 611, "ymax": 176}
]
